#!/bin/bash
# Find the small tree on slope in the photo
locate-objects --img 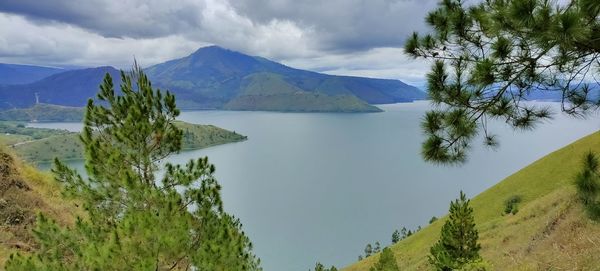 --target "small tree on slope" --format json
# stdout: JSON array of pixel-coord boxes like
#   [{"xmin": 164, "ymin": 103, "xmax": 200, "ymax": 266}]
[
  {"xmin": 6, "ymin": 64, "xmax": 260, "ymax": 270},
  {"xmin": 369, "ymin": 247, "xmax": 399, "ymax": 271},
  {"xmin": 429, "ymin": 191, "xmax": 481, "ymax": 270},
  {"xmin": 575, "ymin": 151, "xmax": 600, "ymax": 220}
]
